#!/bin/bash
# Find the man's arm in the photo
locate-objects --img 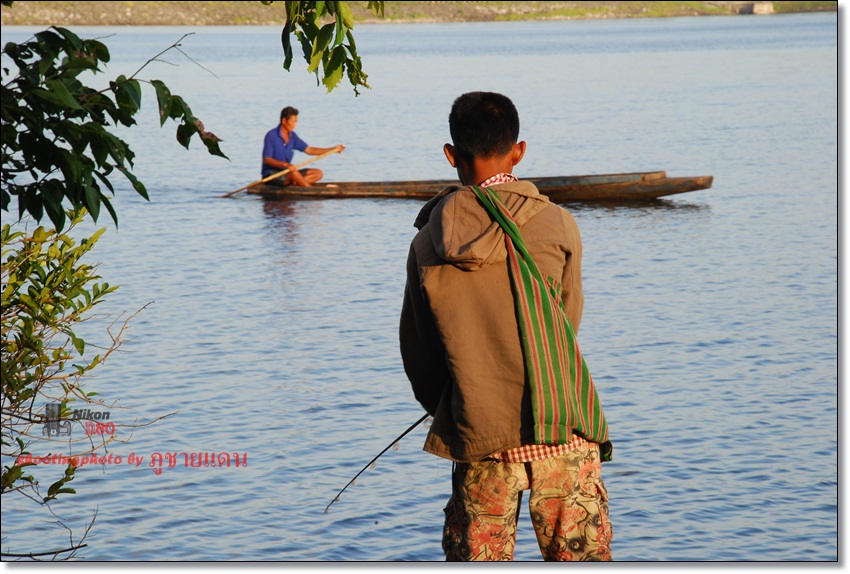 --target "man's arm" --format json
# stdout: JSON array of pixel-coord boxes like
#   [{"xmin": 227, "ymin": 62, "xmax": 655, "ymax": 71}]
[
  {"xmin": 304, "ymin": 145, "xmax": 346, "ymax": 155},
  {"xmin": 262, "ymin": 148, "xmax": 342, "ymax": 172},
  {"xmin": 263, "ymin": 155, "xmax": 289, "ymax": 171},
  {"xmin": 264, "ymin": 145, "xmax": 344, "ymax": 172}
]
